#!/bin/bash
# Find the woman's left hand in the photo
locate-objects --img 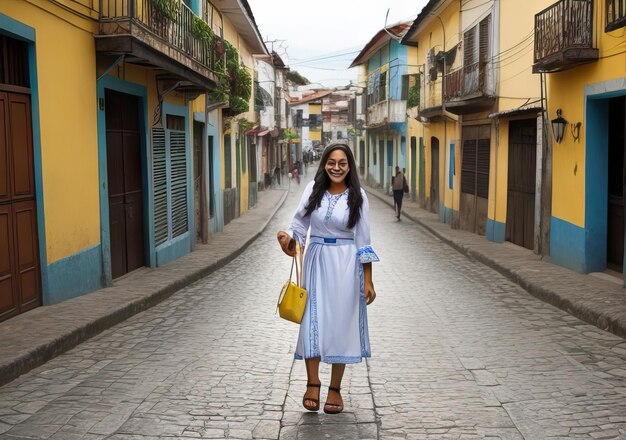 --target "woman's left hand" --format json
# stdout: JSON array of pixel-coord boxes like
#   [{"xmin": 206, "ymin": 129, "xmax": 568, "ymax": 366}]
[{"xmin": 365, "ymin": 282, "xmax": 376, "ymax": 305}]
